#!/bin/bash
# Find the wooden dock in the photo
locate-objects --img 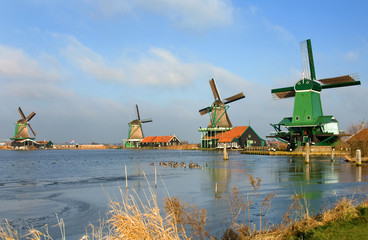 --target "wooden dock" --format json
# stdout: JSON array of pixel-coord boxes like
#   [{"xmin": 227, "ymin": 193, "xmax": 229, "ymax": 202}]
[{"xmin": 241, "ymin": 150, "xmax": 346, "ymax": 157}]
